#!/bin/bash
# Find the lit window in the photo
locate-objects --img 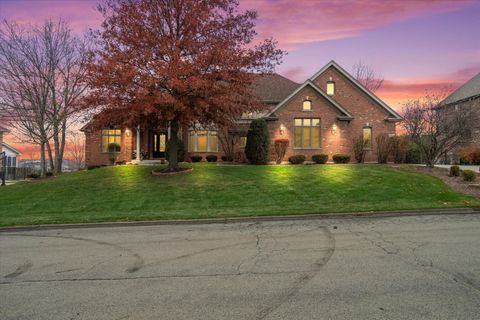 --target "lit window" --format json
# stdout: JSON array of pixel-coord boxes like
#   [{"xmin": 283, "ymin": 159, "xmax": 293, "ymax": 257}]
[
  {"xmin": 303, "ymin": 100, "xmax": 312, "ymax": 111},
  {"xmin": 101, "ymin": 129, "xmax": 121, "ymax": 152},
  {"xmin": 363, "ymin": 127, "xmax": 372, "ymax": 149},
  {"xmin": 240, "ymin": 136, "xmax": 247, "ymax": 148},
  {"xmin": 326, "ymin": 81, "xmax": 335, "ymax": 95},
  {"xmin": 294, "ymin": 118, "xmax": 320, "ymax": 148},
  {"xmin": 188, "ymin": 130, "xmax": 218, "ymax": 152}
]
